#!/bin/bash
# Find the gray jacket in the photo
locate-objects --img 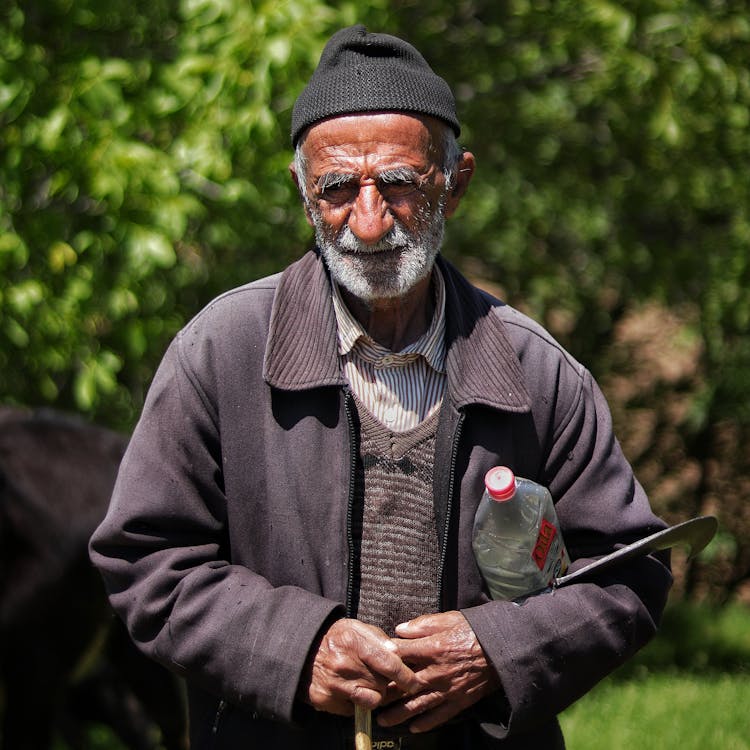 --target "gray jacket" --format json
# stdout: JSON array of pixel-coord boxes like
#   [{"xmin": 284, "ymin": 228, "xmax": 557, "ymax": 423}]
[{"xmin": 90, "ymin": 250, "xmax": 672, "ymax": 748}]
